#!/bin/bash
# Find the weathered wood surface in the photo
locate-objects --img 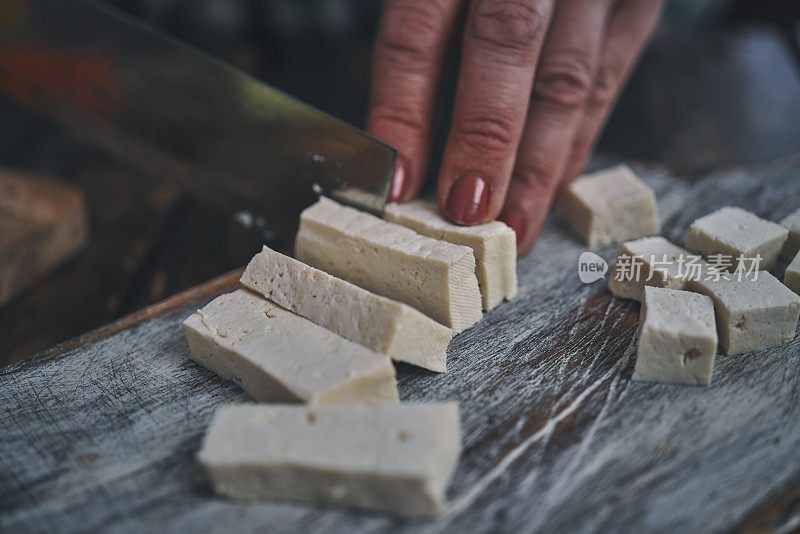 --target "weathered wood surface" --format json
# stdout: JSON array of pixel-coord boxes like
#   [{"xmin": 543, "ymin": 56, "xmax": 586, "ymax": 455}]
[{"xmin": 2, "ymin": 159, "xmax": 800, "ymax": 533}]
